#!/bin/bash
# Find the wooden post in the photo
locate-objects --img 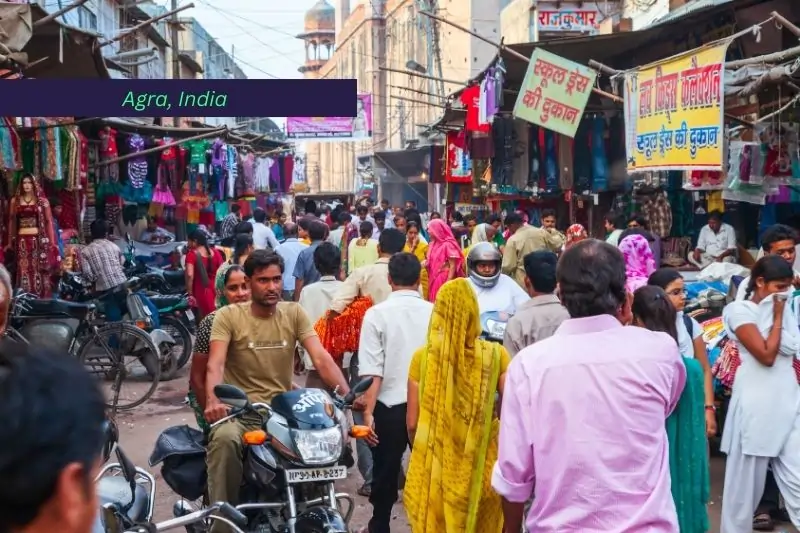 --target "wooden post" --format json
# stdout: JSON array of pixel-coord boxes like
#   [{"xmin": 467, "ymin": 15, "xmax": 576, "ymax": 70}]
[
  {"xmin": 418, "ymin": 10, "xmax": 623, "ymax": 104},
  {"xmin": 33, "ymin": 0, "xmax": 91, "ymax": 27},
  {"xmin": 90, "ymin": 127, "xmax": 226, "ymax": 169},
  {"xmin": 391, "ymin": 94, "xmax": 448, "ymax": 109},
  {"xmin": 379, "ymin": 66, "xmax": 466, "ymax": 87},
  {"xmin": 389, "ymin": 84, "xmax": 446, "ymax": 100},
  {"xmin": 98, "ymin": 3, "xmax": 194, "ymax": 48}
]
